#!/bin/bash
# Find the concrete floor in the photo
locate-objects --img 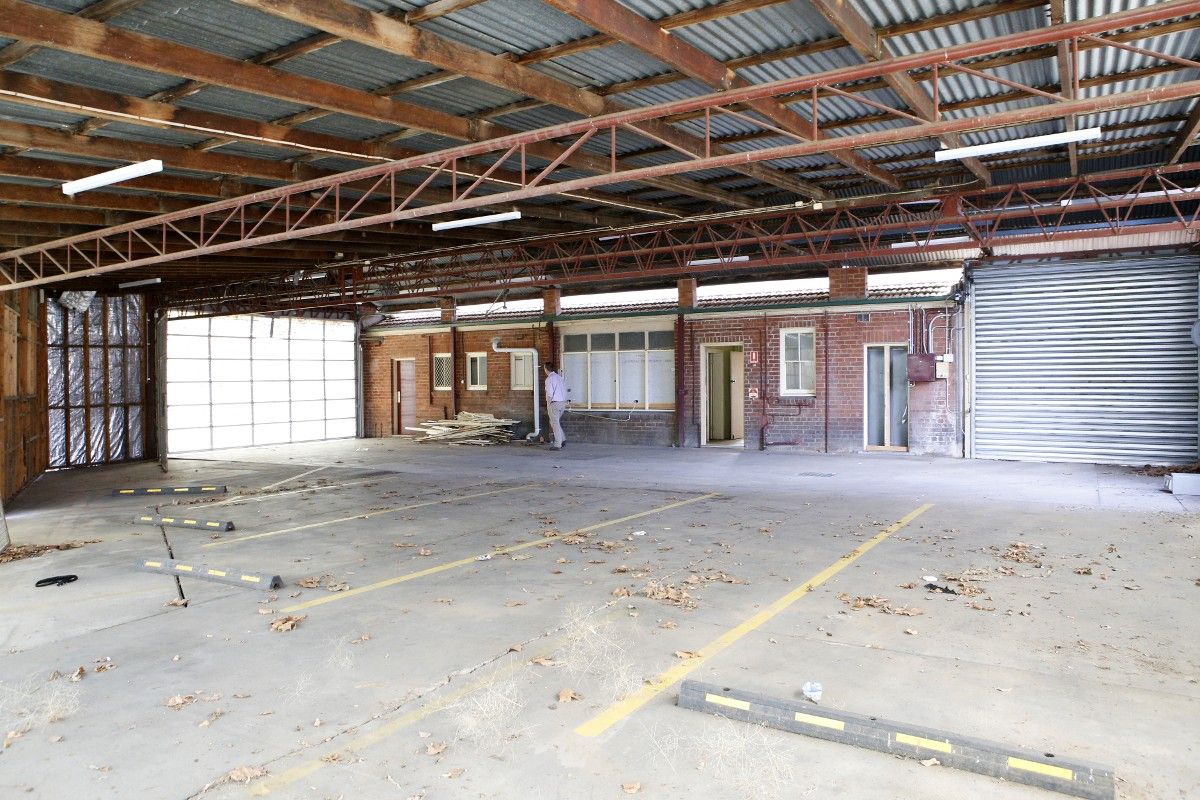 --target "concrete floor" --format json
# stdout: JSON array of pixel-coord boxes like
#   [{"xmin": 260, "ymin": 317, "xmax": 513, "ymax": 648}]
[{"xmin": 0, "ymin": 439, "xmax": 1196, "ymax": 800}]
